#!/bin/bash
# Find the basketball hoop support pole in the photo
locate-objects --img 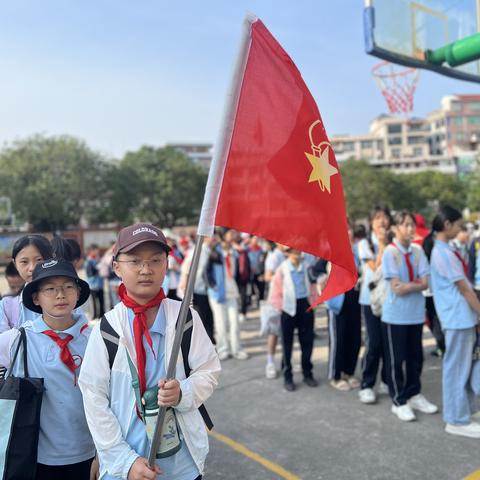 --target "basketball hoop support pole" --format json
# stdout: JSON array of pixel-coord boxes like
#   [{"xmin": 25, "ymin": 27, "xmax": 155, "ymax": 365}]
[{"xmin": 426, "ymin": 33, "xmax": 480, "ymax": 67}]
